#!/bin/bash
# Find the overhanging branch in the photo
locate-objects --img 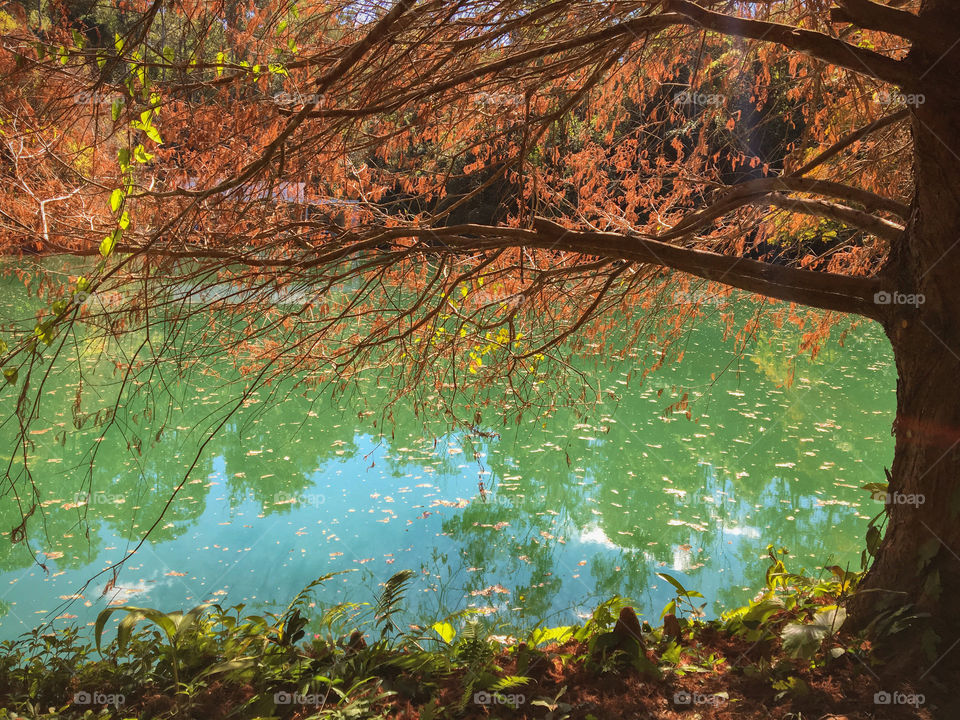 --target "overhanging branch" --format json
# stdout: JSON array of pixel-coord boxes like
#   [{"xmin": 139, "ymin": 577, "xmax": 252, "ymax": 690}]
[
  {"xmin": 665, "ymin": 0, "xmax": 911, "ymax": 86},
  {"xmin": 368, "ymin": 221, "xmax": 884, "ymax": 319}
]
